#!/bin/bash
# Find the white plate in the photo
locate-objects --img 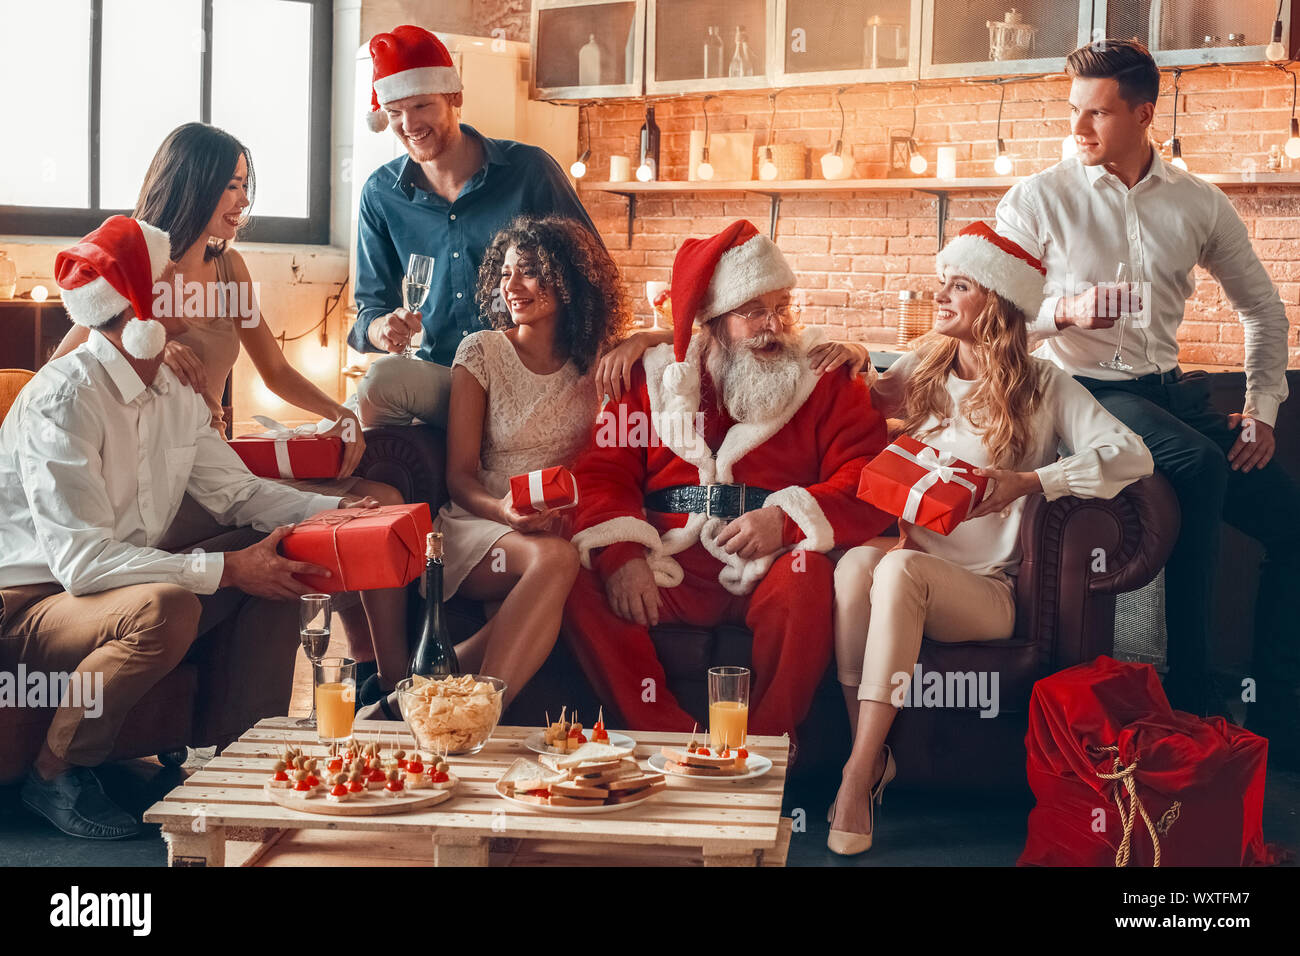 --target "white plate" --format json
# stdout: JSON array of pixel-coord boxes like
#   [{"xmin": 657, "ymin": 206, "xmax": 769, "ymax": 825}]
[
  {"xmin": 493, "ymin": 783, "xmax": 662, "ymax": 814},
  {"xmin": 522, "ymin": 730, "xmax": 635, "ymax": 757},
  {"xmin": 647, "ymin": 751, "xmax": 773, "ymax": 783}
]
